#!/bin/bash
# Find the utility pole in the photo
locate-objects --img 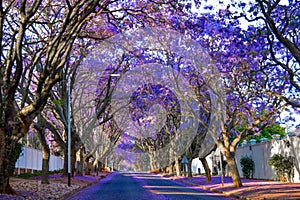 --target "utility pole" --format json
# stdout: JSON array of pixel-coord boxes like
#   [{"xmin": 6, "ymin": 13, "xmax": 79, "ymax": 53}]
[{"xmin": 67, "ymin": 77, "xmax": 71, "ymax": 187}]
